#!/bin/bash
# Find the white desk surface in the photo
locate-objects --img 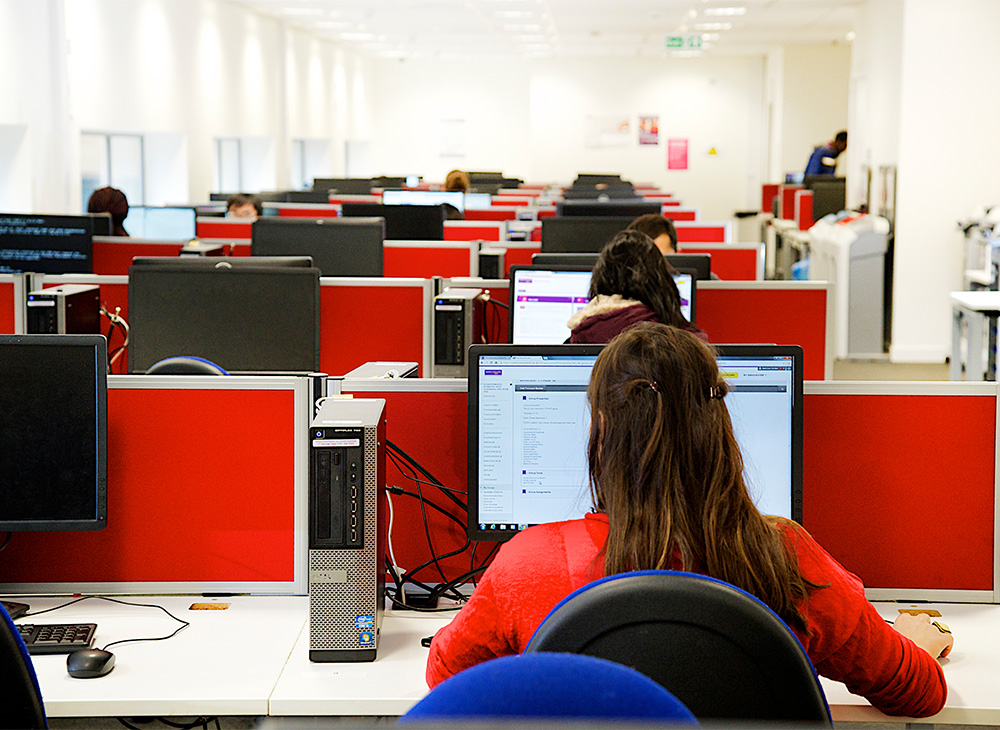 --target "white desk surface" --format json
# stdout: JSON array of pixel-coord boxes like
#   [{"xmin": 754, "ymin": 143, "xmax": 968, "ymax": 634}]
[
  {"xmin": 22, "ymin": 595, "xmax": 1000, "ymax": 725},
  {"xmin": 951, "ymin": 290, "xmax": 1000, "ymax": 312}
]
